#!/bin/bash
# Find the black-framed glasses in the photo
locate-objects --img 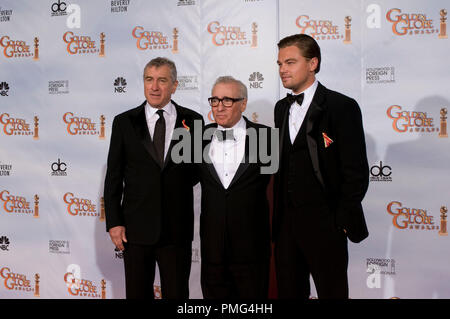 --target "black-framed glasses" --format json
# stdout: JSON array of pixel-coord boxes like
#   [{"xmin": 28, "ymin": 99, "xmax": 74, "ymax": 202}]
[{"xmin": 208, "ymin": 96, "xmax": 244, "ymax": 107}]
